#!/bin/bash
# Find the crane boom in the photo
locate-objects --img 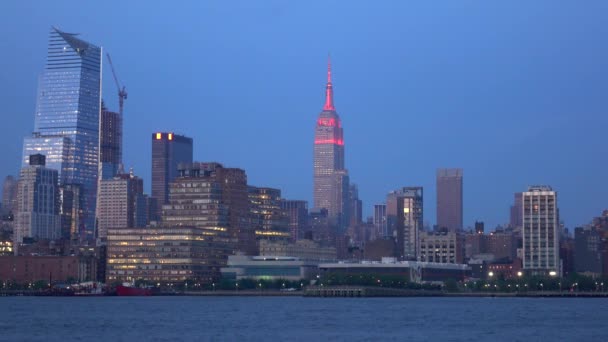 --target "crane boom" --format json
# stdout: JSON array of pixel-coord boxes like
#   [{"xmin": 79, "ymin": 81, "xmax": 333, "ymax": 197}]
[{"xmin": 106, "ymin": 53, "xmax": 127, "ymax": 115}]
